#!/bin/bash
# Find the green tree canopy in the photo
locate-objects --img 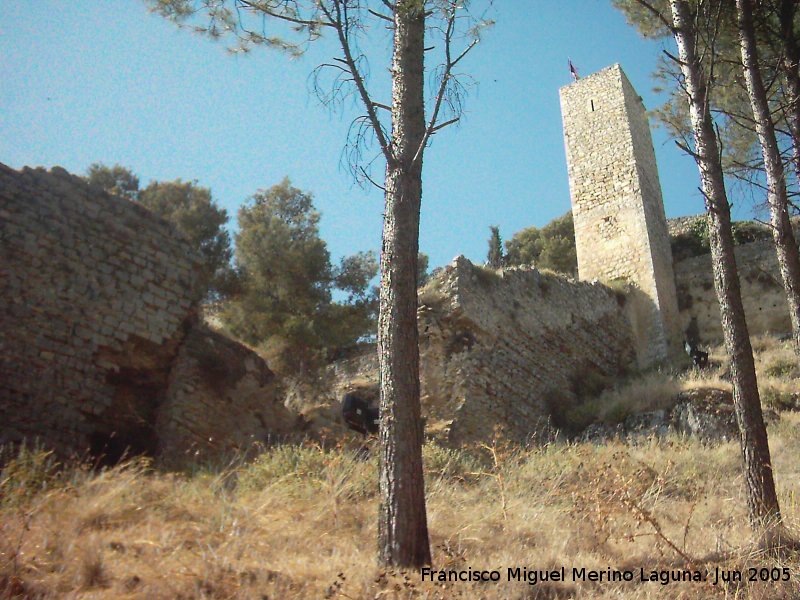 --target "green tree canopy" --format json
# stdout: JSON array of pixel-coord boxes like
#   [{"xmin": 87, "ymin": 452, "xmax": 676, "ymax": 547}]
[
  {"xmin": 86, "ymin": 162, "xmax": 140, "ymax": 201},
  {"xmin": 139, "ymin": 180, "xmax": 235, "ymax": 301},
  {"xmin": 612, "ymin": 0, "xmax": 800, "ymax": 190},
  {"xmin": 417, "ymin": 252, "xmax": 430, "ymax": 287},
  {"xmin": 505, "ymin": 211, "xmax": 577, "ymax": 275},
  {"xmin": 221, "ymin": 178, "xmax": 377, "ymax": 374}
]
